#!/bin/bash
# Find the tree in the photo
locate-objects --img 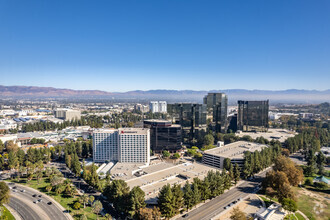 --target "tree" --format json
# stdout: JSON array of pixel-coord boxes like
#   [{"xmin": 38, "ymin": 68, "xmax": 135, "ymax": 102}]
[
  {"xmin": 157, "ymin": 184, "xmax": 176, "ymax": 219},
  {"xmin": 316, "ymin": 151, "xmax": 326, "ymax": 175},
  {"xmin": 203, "ymin": 134, "xmax": 214, "ymax": 146},
  {"xmin": 183, "ymin": 181, "xmax": 194, "ymax": 210},
  {"xmin": 281, "ymin": 198, "xmax": 297, "ymax": 213},
  {"xmin": 89, "ymin": 196, "xmax": 95, "ymax": 205},
  {"xmin": 233, "ymin": 163, "xmax": 241, "ymax": 184},
  {"xmin": 304, "ymin": 178, "xmax": 313, "ymax": 186},
  {"xmin": 172, "ymin": 153, "xmax": 180, "ymax": 159},
  {"xmin": 273, "ymin": 155, "xmax": 304, "ymax": 186},
  {"xmin": 137, "ymin": 207, "xmax": 161, "ymax": 220},
  {"xmin": 0, "ymin": 182, "xmax": 10, "ymax": 205},
  {"xmin": 224, "ymin": 158, "xmax": 232, "ymax": 171},
  {"xmin": 73, "ymin": 201, "xmax": 81, "ymax": 210},
  {"xmin": 46, "ymin": 185, "xmax": 53, "ymax": 193},
  {"xmin": 80, "ymin": 194, "xmax": 89, "ymax": 209},
  {"xmin": 230, "ymin": 207, "xmax": 246, "ymax": 220},
  {"xmin": 162, "ymin": 150, "xmax": 170, "ymax": 158},
  {"xmin": 79, "ymin": 214, "xmax": 87, "ymax": 220},
  {"xmin": 172, "ymin": 184, "xmax": 184, "ymax": 213},
  {"xmin": 103, "ymin": 179, "xmax": 130, "ymax": 214},
  {"xmin": 191, "ymin": 181, "xmax": 201, "ymax": 206},
  {"xmin": 265, "ymin": 187, "xmax": 276, "ymax": 202},
  {"xmin": 6, "ymin": 141, "xmax": 19, "ymax": 153},
  {"xmin": 104, "ymin": 213, "xmax": 112, "ymax": 220},
  {"xmin": 0, "ymin": 140, "xmax": 4, "ymax": 153},
  {"xmin": 92, "ymin": 200, "xmax": 103, "ymax": 218},
  {"xmin": 129, "ymin": 186, "xmax": 146, "ymax": 218}
]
